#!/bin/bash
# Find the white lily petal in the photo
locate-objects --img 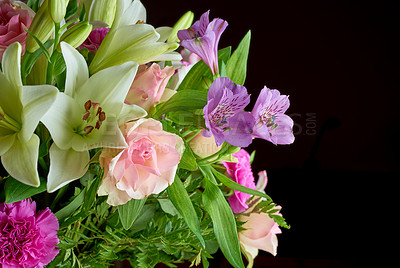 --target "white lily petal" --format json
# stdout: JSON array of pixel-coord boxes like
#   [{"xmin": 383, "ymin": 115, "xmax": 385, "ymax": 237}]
[
  {"xmin": 1, "ymin": 135, "xmax": 40, "ymax": 187},
  {"xmin": 2, "ymin": 42, "xmax": 22, "ymax": 88},
  {"xmin": 41, "ymin": 93, "xmax": 82, "ymax": 150},
  {"xmin": 0, "ymin": 133, "xmax": 16, "ymax": 156},
  {"xmin": 19, "ymin": 85, "xmax": 58, "ymax": 143},
  {"xmin": 150, "ymin": 51, "xmax": 183, "ymax": 62},
  {"xmin": 114, "ymin": 0, "xmax": 146, "ymax": 29},
  {"xmin": 47, "ymin": 144, "xmax": 90, "ymax": 192},
  {"xmin": 118, "ymin": 103, "xmax": 147, "ymax": 125},
  {"xmin": 89, "ymin": 24, "xmax": 159, "ymax": 73},
  {"xmin": 71, "ymin": 115, "xmax": 127, "ymax": 151},
  {"xmin": 60, "ymin": 42, "xmax": 89, "ymax": 97},
  {"xmin": 76, "ymin": 61, "xmax": 138, "ymax": 115},
  {"xmin": 156, "ymin": 27, "xmax": 173, "ymax": 43},
  {"xmin": 0, "ymin": 72, "xmax": 23, "ymax": 124}
]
